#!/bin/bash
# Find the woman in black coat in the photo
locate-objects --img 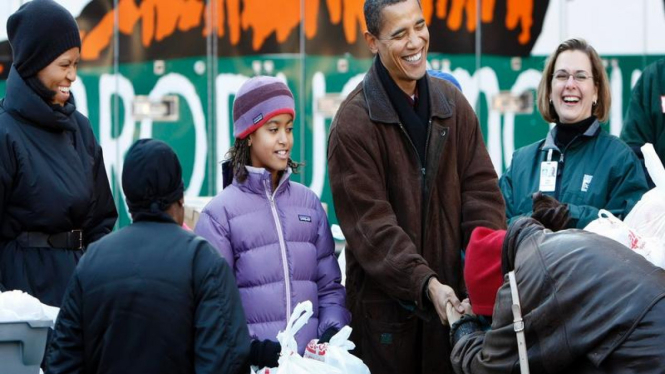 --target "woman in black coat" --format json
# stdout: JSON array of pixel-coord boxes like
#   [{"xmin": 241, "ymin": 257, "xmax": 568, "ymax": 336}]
[{"xmin": 0, "ymin": 0, "xmax": 117, "ymax": 307}]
